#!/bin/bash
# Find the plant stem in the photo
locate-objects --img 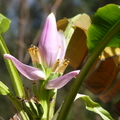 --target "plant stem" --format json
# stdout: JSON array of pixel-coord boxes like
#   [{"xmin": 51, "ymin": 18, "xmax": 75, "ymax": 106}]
[
  {"xmin": 47, "ymin": 89, "xmax": 57, "ymax": 120},
  {"xmin": 39, "ymin": 81, "xmax": 48, "ymax": 120},
  {"xmin": 0, "ymin": 35, "xmax": 26, "ymax": 98},
  {"xmin": 39, "ymin": 81, "xmax": 57, "ymax": 120},
  {"xmin": 57, "ymin": 19, "xmax": 120, "ymax": 120}
]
